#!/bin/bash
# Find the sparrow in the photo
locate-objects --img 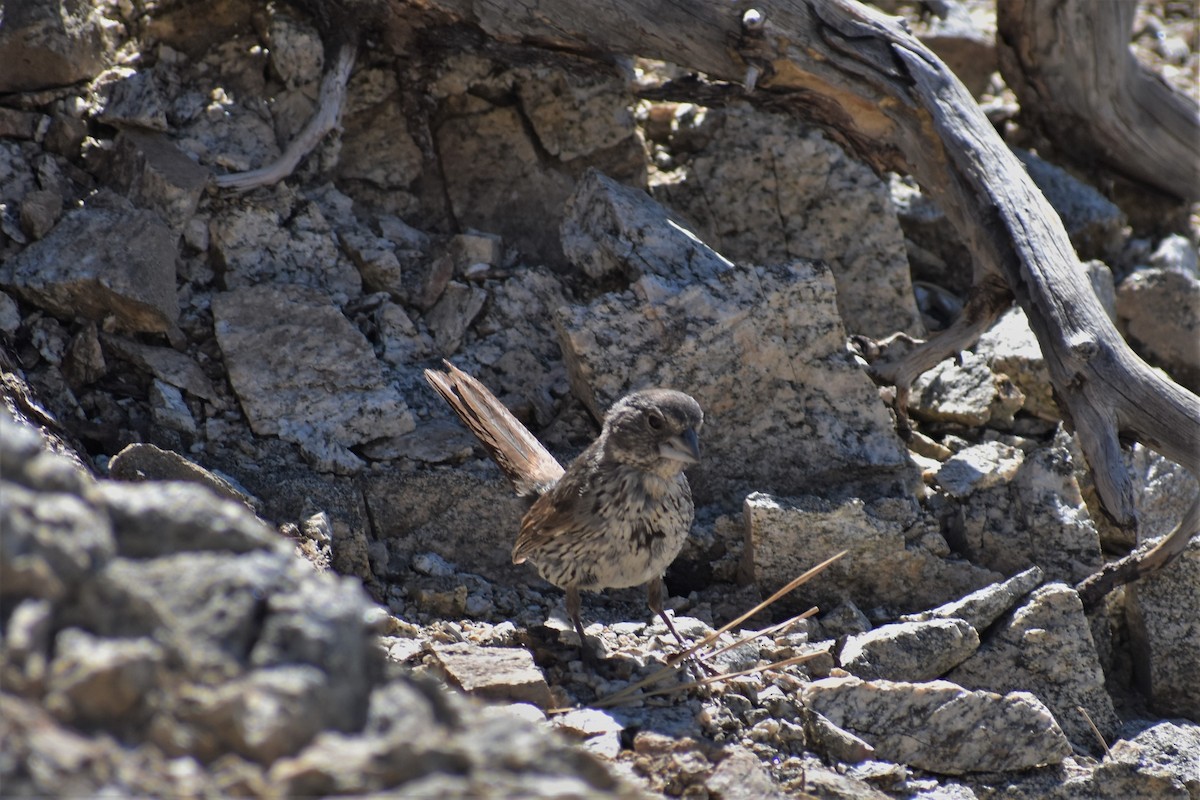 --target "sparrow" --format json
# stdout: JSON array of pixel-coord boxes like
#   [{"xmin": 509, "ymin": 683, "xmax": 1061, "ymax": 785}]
[{"xmin": 424, "ymin": 361, "xmax": 703, "ymax": 664}]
